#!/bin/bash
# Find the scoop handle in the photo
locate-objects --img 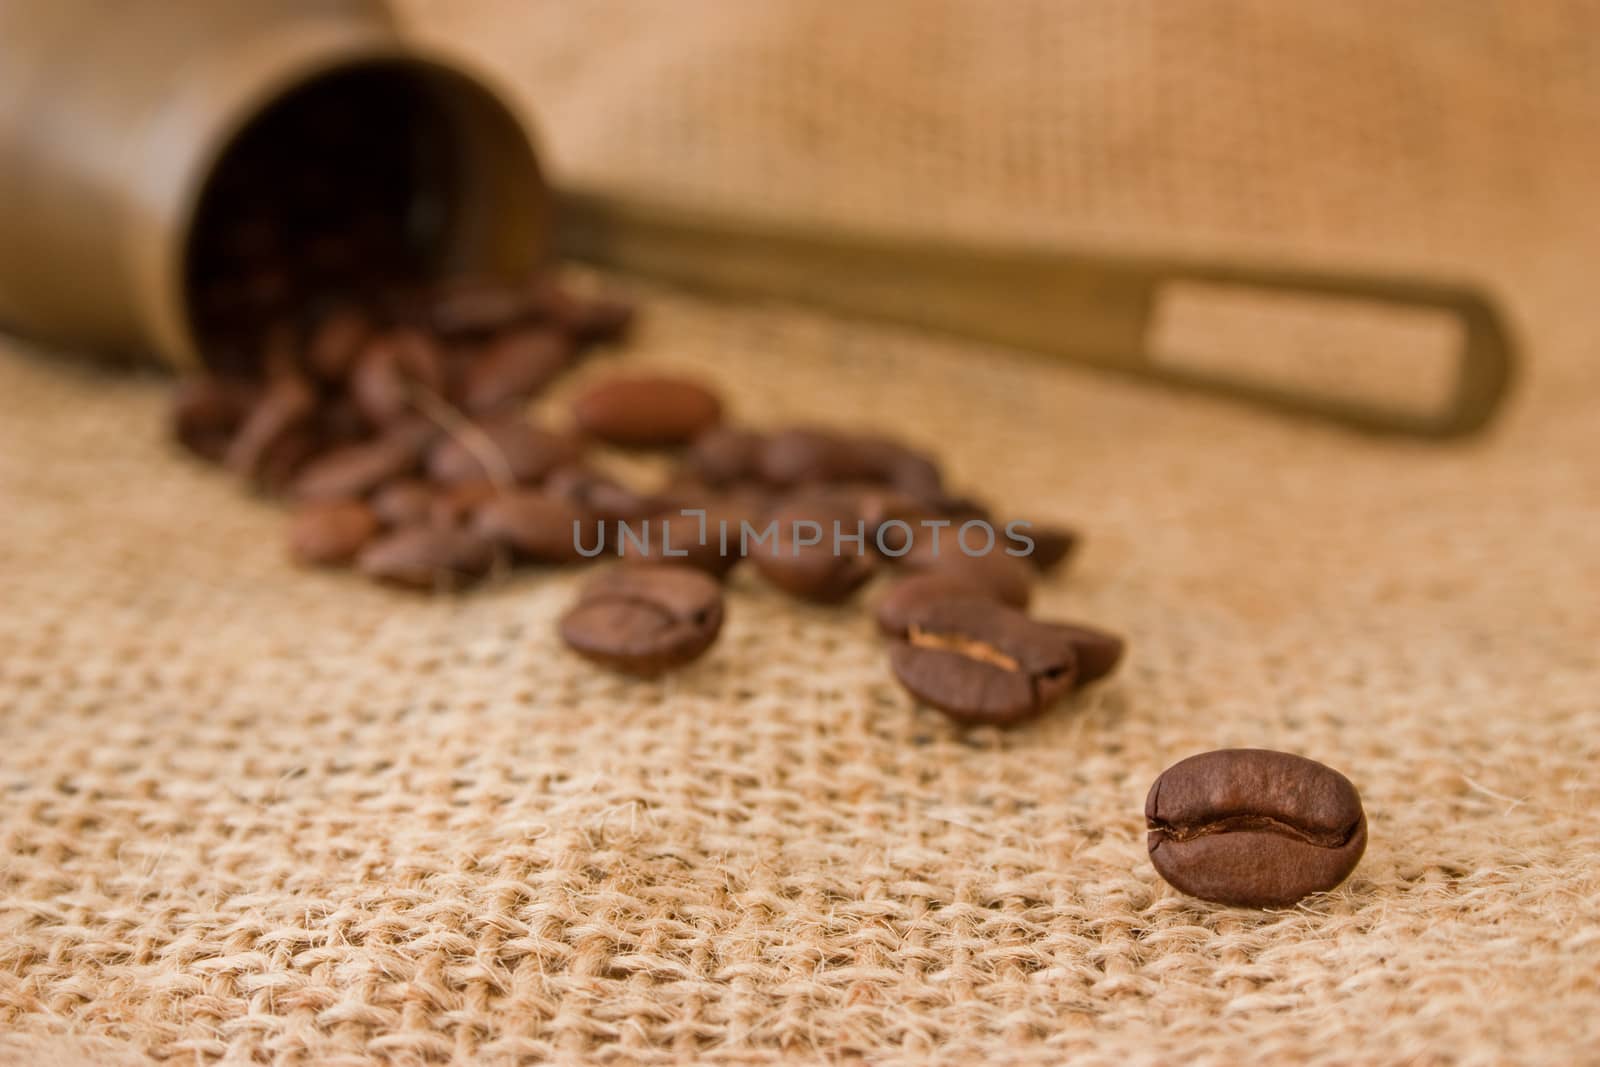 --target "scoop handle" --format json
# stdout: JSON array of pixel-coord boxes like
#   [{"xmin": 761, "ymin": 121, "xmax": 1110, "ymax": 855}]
[{"xmin": 555, "ymin": 189, "xmax": 1514, "ymax": 437}]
